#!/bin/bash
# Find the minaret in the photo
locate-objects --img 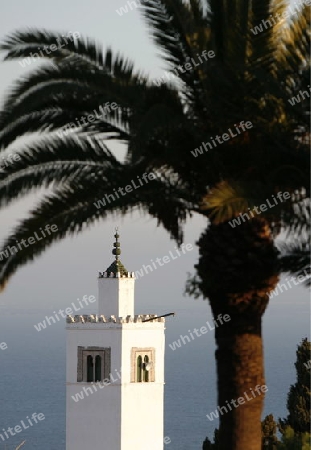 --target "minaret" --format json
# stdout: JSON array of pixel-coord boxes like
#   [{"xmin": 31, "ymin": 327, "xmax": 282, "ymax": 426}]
[
  {"xmin": 97, "ymin": 229, "xmax": 135, "ymax": 317},
  {"xmin": 66, "ymin": 231, "xmax": 166, "ymax": 450}
]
